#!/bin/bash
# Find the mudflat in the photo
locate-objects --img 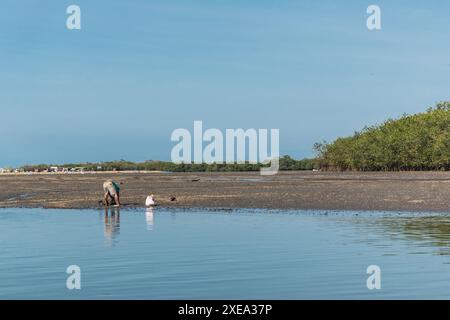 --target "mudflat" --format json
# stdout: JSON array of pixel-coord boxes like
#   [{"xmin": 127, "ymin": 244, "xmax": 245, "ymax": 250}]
[{"xmin": 1, "ymin": 171, "xmax": 450, "ymax": 212}]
